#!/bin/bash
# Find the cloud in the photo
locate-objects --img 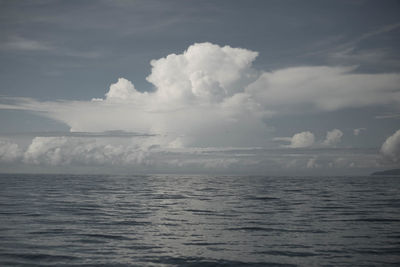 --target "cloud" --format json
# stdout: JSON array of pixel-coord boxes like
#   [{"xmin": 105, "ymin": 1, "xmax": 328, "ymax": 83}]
[
  {"xmin": 275, "ymin": 129, "xmax": 344, "ymax": 148},
  {"xmin": 0, "ymin": 42, "xmax": 400, "ymax": 148},
  {"xmin": 104, "ymin": 78, "xmax": 147, "ymax": 101},
  {"xmin": 0, "ymin": 36, "xmax": 53, "ymax": 51},
  {"xmin": 146, "ymin": 42, "xmax": 258, "ymax": 102},
  {"xmin": 0, "ymin": 134, "xmax": 383, "ymax": 175},
  {"xmin": 0, "ymin": 35, "xmax": 101, "ymax": 58},
  {"xmin": 23, "ymin": 136, "xmax": 153, "ymax": 166},
  {"xmin": 18, "ymin": 135, "xmax": 255, "ymax": 170},
  {"xmin": 274, "ymin": 131, "xmax": 315, "ymax": 148},
  {"xmin": 322, "ymin": 129, "xmax": 343, "ymax": 147},
  {"xmin": 308, "ymin": 23, "xmax": 400, "ymax": 69},
  {"xmin": 0, "ymin": 135, "xmax": 259, "ymax": 172},
  {"xmin": 375, "ymin": 113, "xmax": 400, "ymax": 119},
  {"xmin": 0, "ymin": 43, "xmax": 269, "ymax": 147},
  {"xmin": 381, "ymin": 129, "xmax": 400, "ymax": 163},
  {"xmin": 306, "ymin": 157, "xmax": 319, "ymax": 169},
  {"xmin": 246, "ymin": 66, "xmax": 400, "ymax": 112},
  {"xmin": 0, "ymin": 139, "xmax": 22, "ymax": 163},
  {"xmin": 353, "ymin": 128, "xmax": 366, "ymax": 136}
]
